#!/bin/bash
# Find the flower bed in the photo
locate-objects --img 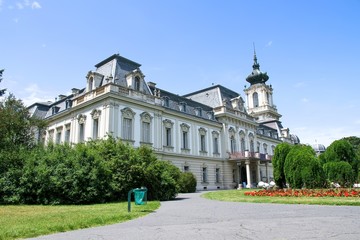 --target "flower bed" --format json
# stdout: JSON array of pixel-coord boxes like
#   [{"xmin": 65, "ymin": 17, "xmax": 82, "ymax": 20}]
[{"xmin": 244, "ymin": 189, "xmax": 360, "ymax": 197}]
